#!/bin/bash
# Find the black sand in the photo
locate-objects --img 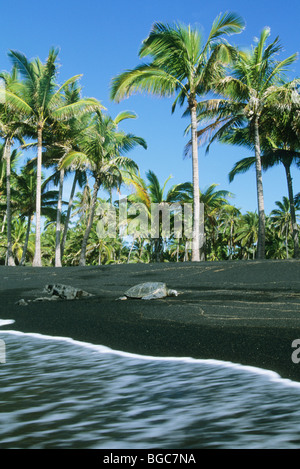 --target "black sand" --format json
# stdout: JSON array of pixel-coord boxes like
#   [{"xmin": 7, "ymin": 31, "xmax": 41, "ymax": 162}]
[{"xmin": 1, "ymin": 260, "xmax": 300, "ymax": 382}]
